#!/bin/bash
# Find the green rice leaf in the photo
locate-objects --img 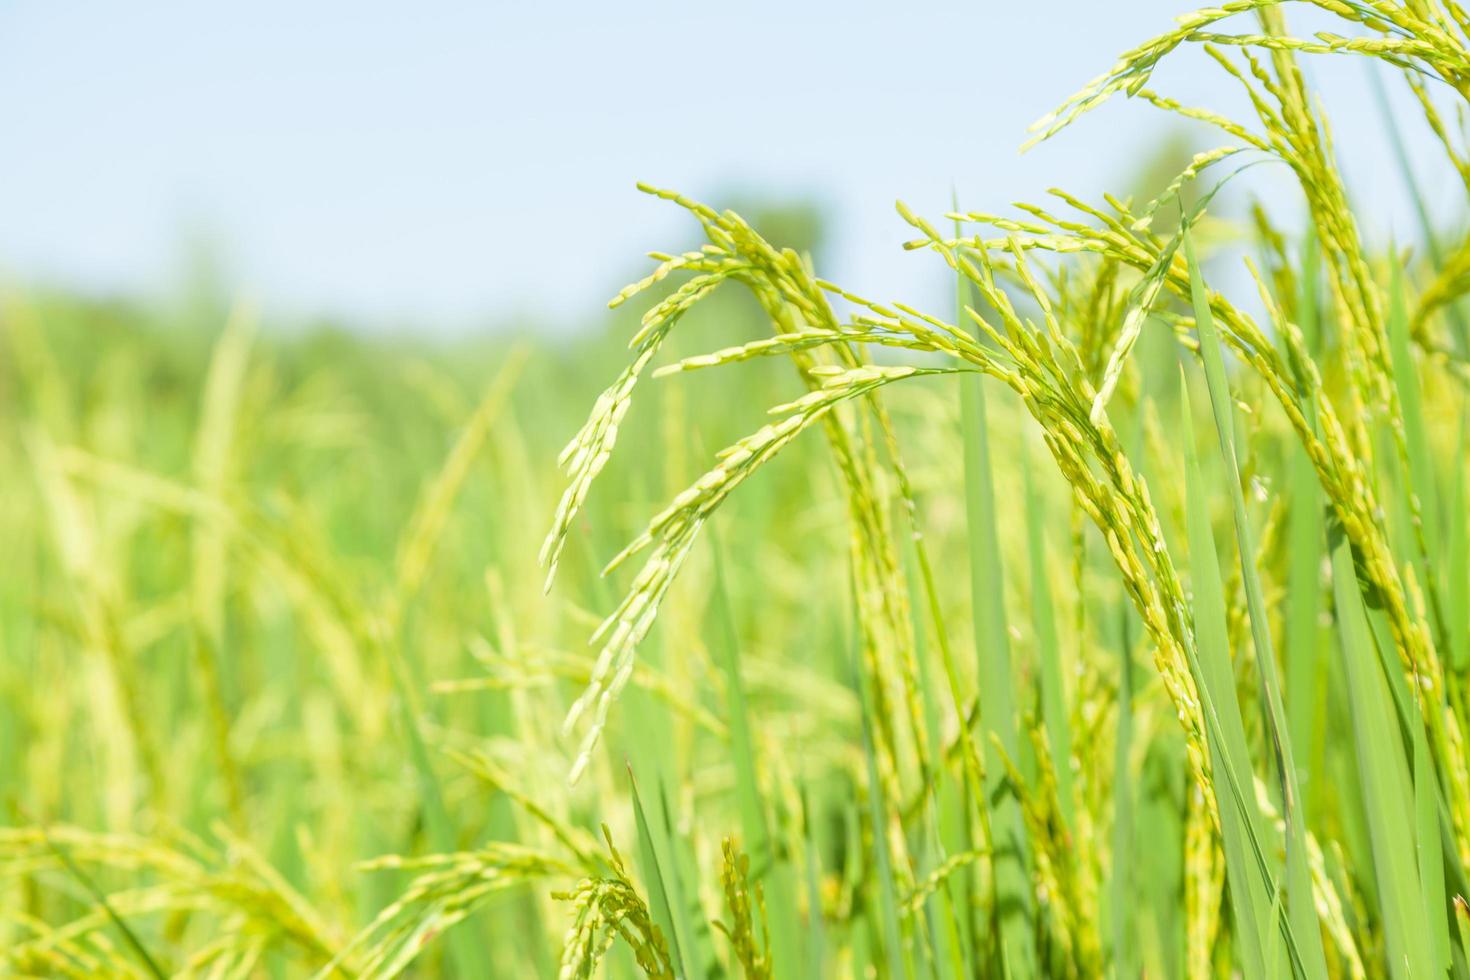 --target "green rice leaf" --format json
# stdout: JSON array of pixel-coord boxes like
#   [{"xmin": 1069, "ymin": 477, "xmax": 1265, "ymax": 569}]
[
  {"xmin": 1330, "ymin": 529, "xmax": 1437, "ymax": 980},
  {"xmin": 1180, "ymin": 367, "xmax": 1275, "ymax": 979},
  {"xmin": 630, "ymin": 765, "xmax": 695, "ymax": 980},
  {"xmin": 801, "ymin": 786, "xmax": 828, "ymax": 978},
  {"xmin": 857, "ymin": 643, "xmax": 909, "ymax": 980},
  {"xmin": 1024, "ymin": 463, "xmax": 1074, "ymax": 830},
  {"xmin": 1285, "ymin": 225, "xmax": 1325, "ymax": 814},
  {"xmin": 1448, "ymin": 413, "xmax": 1469, "ymax": 673},
  {"xmin": 1185, "ymin": 219, "xmax": 1326, "ymax": 979},
  {"xmin": 1387, "ymin": 259, "xmax": 1443, "ymax": 621},
  {"xmin": 1416, "ymin": 709, "xmax": 1450, "ymax": 975},
  {"xmin": 960, "ymin": 343, "xmax": 1036, "ymax": 980}
]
